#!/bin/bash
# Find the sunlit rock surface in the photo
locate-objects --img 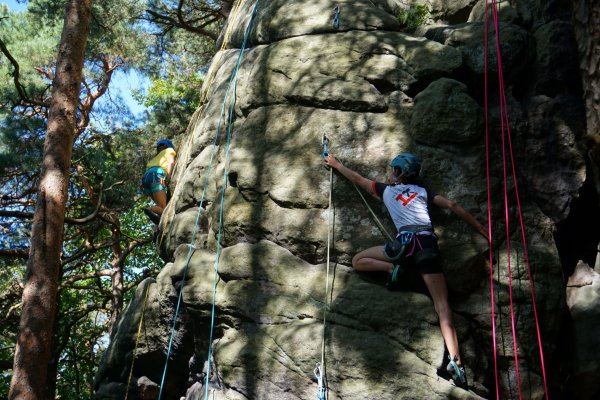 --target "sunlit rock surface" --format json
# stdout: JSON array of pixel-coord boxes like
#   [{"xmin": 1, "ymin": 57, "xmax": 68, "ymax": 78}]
[{"xmin": 95, "ymin": 1, "xmax": 596, "ymax": 399}]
